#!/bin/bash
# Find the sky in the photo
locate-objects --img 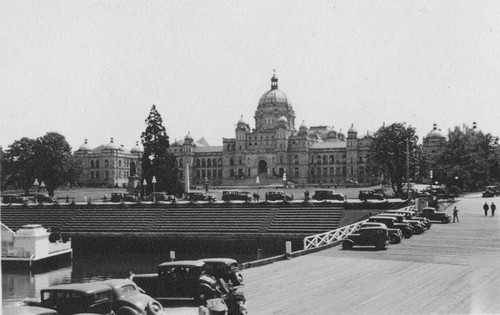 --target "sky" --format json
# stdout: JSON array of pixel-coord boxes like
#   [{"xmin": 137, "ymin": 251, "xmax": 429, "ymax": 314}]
[{"xmin": 2, "ymin": 1, "xmax": 500, "ymax": 152}]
